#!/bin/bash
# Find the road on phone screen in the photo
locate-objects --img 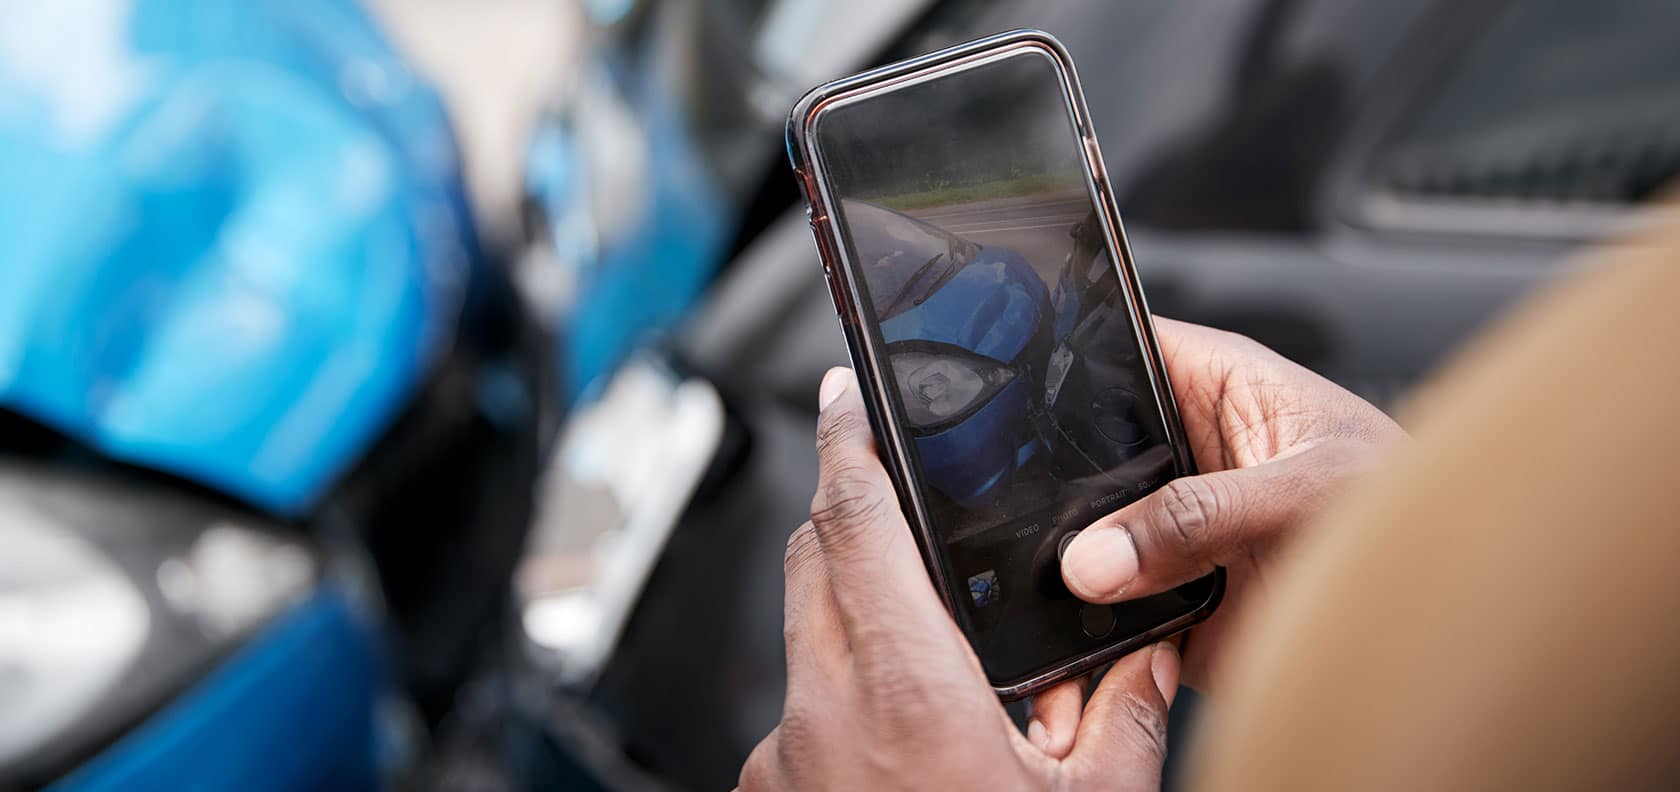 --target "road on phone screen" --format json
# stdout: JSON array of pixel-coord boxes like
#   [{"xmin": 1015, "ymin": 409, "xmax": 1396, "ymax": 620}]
[{"xmin": 908, "ymin": 191, "xmax": 1090, "ymax": 284}]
